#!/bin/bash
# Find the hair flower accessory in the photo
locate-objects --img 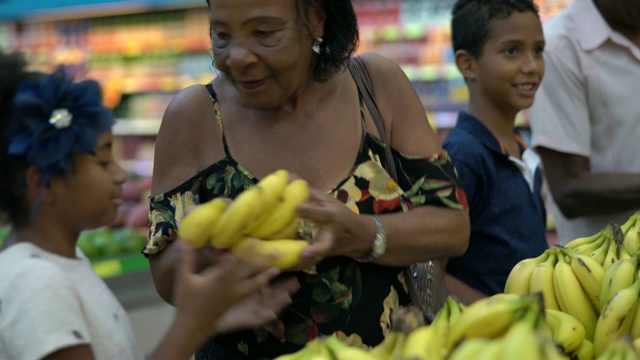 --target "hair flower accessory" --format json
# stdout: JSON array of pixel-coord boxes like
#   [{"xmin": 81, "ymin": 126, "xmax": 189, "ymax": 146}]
[
  {"xmin": 7, "ymin": 72, "xmax": 115, "ymax": 185},
  {"xmin": 49, "ymin": 108, "xmax": 73, "ymax": 129}
]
